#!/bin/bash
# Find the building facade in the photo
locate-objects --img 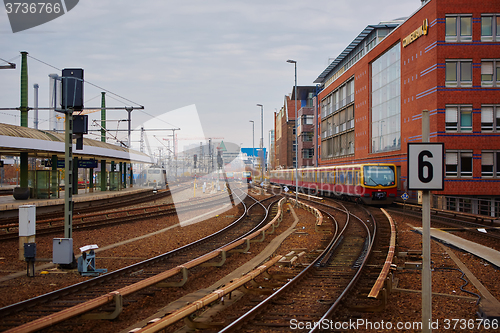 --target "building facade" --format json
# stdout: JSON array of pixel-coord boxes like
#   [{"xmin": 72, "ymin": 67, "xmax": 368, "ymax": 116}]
[
  {"xmin": 273, "ymin": 87, "xmax": 316, "ymax": 170},
  {"xmin": 313, "ymin": 0, "xmax": 500, "ymax": 216}
]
